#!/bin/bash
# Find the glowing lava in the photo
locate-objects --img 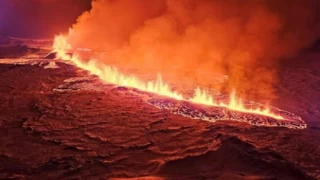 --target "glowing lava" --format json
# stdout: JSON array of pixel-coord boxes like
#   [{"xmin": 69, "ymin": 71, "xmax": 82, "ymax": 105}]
[
  {"xmin": 52, "ymin": 35, "xmax": 284, "ymax": 120},
  {"xmin": 53, "ymin": 35, "xmax": 183, "ymax": 100}
]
